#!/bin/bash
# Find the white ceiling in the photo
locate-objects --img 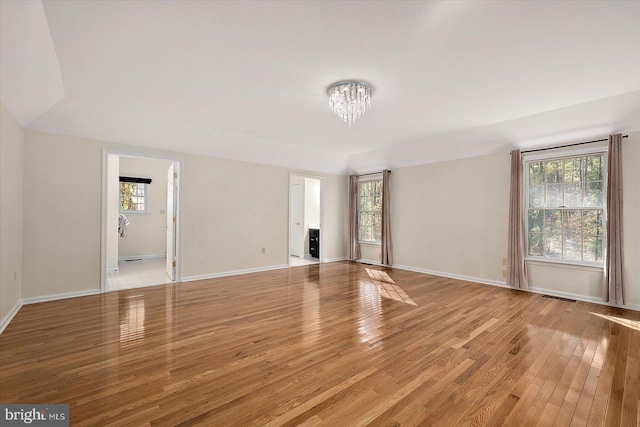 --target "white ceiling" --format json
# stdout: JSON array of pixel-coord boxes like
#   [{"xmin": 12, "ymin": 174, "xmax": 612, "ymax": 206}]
[{"xmin": 1, "ymin": 0, "xmax": 639, "ymax": 174}]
